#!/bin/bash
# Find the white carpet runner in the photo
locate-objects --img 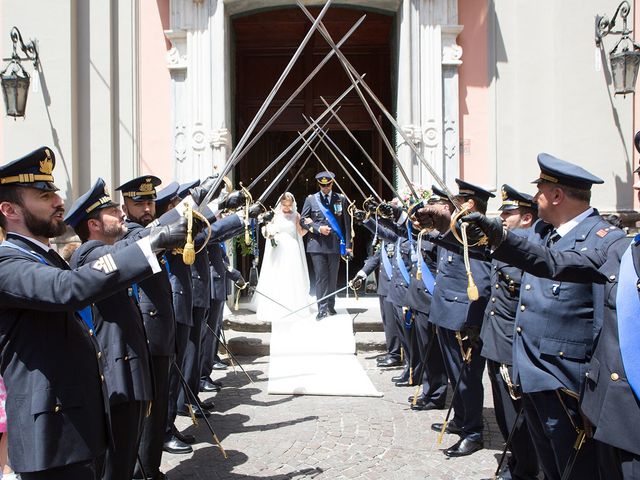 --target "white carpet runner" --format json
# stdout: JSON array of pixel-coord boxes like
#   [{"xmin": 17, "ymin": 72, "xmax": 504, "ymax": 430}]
[{"xmin": 267, "ymin": 299, "xmax": 383, "ymax": 397}]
